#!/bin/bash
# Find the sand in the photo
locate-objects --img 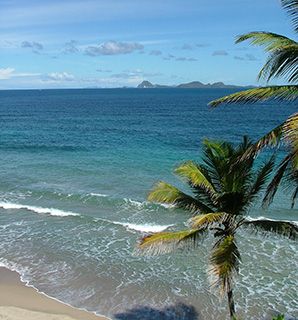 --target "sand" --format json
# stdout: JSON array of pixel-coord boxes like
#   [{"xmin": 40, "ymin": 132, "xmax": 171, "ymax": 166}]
[{"xmin": 0, "ymin": 267, "xmax": 110, "ymax": 320}]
